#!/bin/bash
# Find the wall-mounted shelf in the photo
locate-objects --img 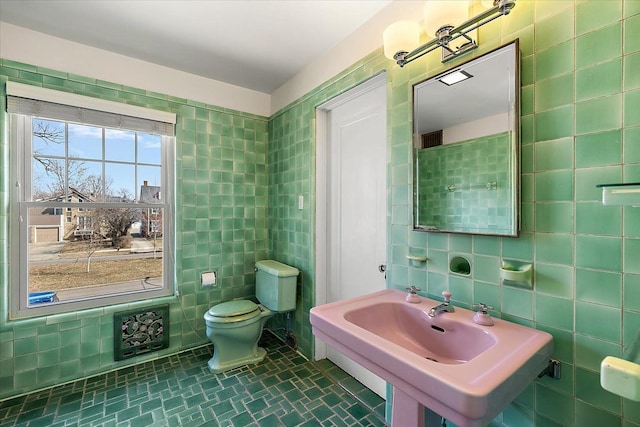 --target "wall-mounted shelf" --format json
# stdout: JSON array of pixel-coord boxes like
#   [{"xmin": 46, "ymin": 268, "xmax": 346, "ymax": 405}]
[{"xmin": 597, "ymin": 183, "xmax": 640, "ymax": 207}]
